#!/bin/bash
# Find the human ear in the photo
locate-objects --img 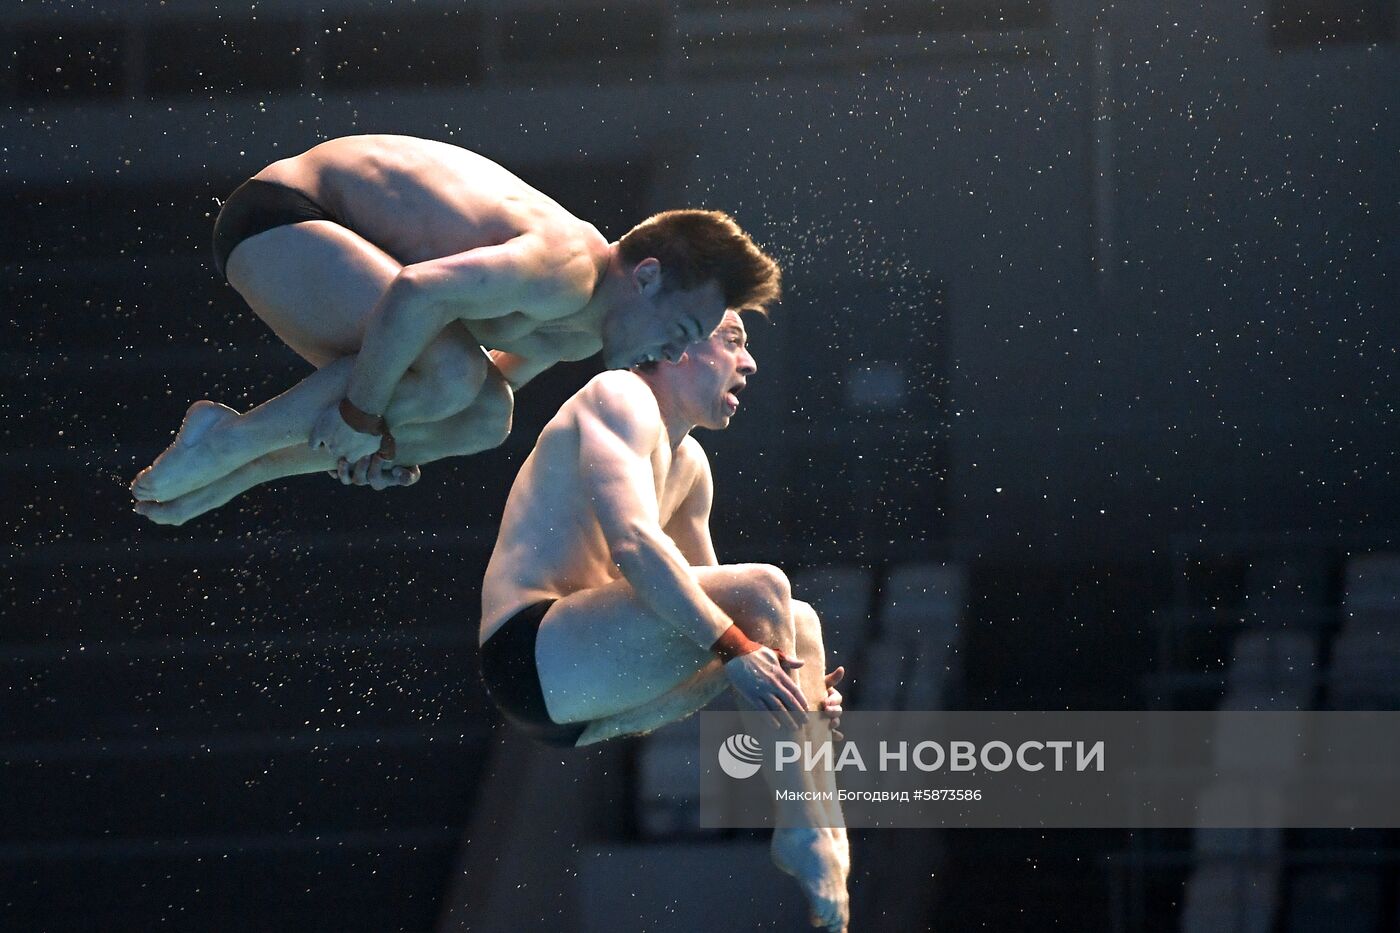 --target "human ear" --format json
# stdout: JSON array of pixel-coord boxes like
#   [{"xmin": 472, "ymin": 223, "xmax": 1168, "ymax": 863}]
[{"xmin": 633, "ymin": 258, "xmax": 661, "ymax": 295}]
